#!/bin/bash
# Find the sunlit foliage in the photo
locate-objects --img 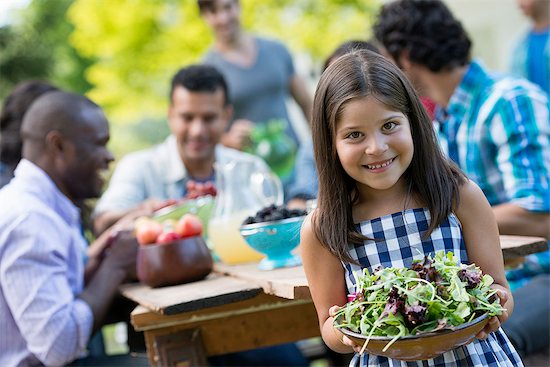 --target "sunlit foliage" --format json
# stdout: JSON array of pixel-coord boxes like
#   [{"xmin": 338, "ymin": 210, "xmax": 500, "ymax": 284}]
[
  {"xmin": 0, "ymin": 0, "xmax": 92, "ymax": 100},
  {"xmin": 68, "ymin": 0, "xmax": 379, "ymax": 123}
]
